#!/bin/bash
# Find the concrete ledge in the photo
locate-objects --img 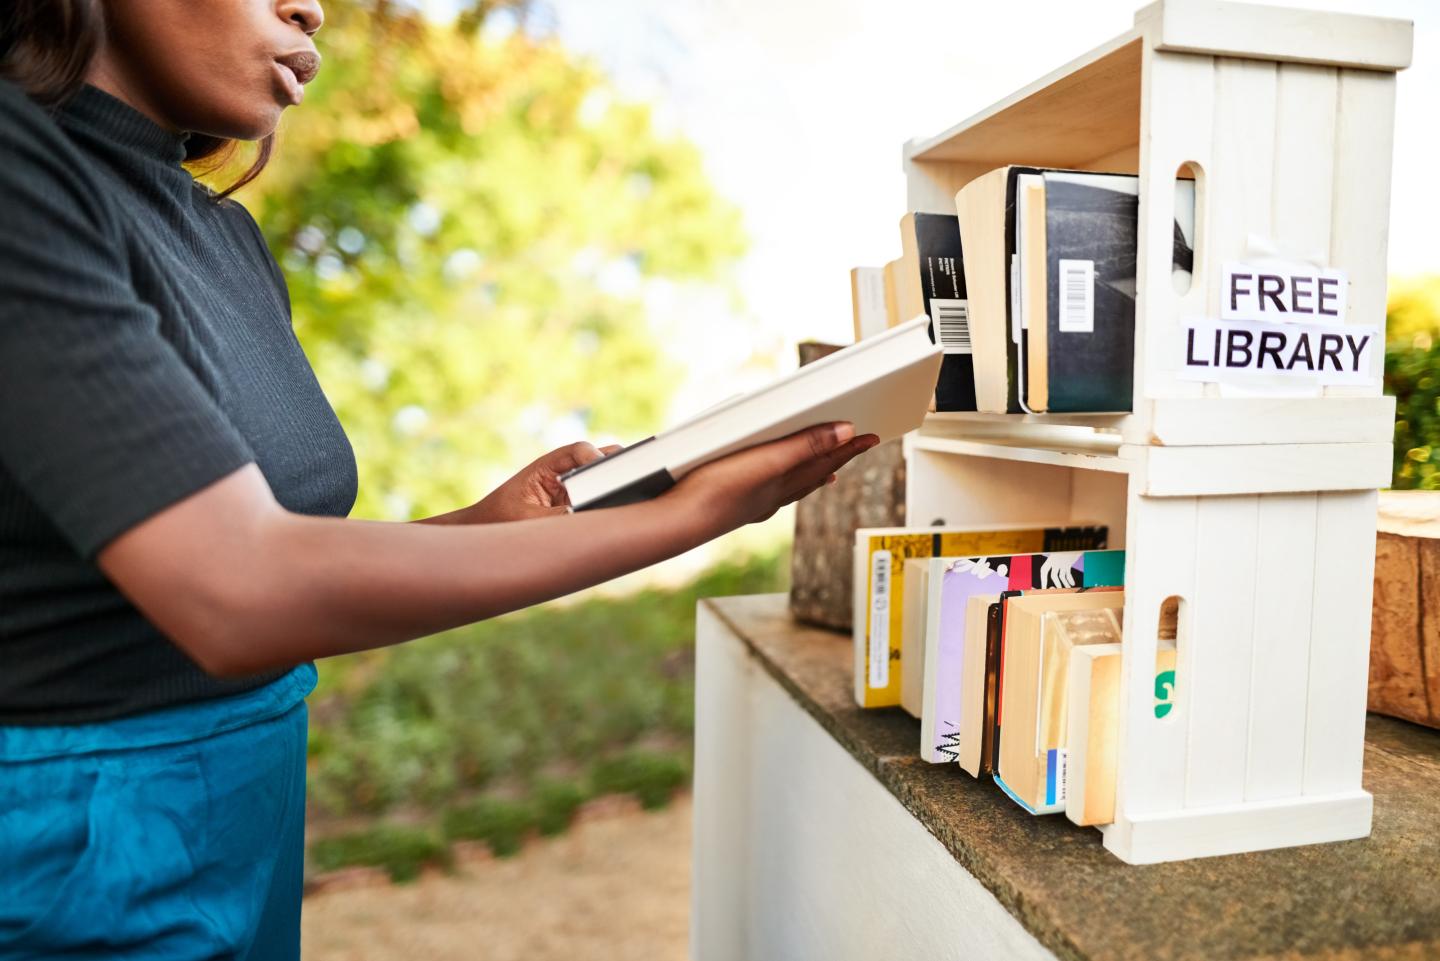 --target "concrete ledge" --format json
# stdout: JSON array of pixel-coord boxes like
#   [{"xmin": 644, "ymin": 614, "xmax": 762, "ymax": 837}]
[{"xmin": 700, "ymin": 592, "xmax": 1440, "ymax": 961}]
